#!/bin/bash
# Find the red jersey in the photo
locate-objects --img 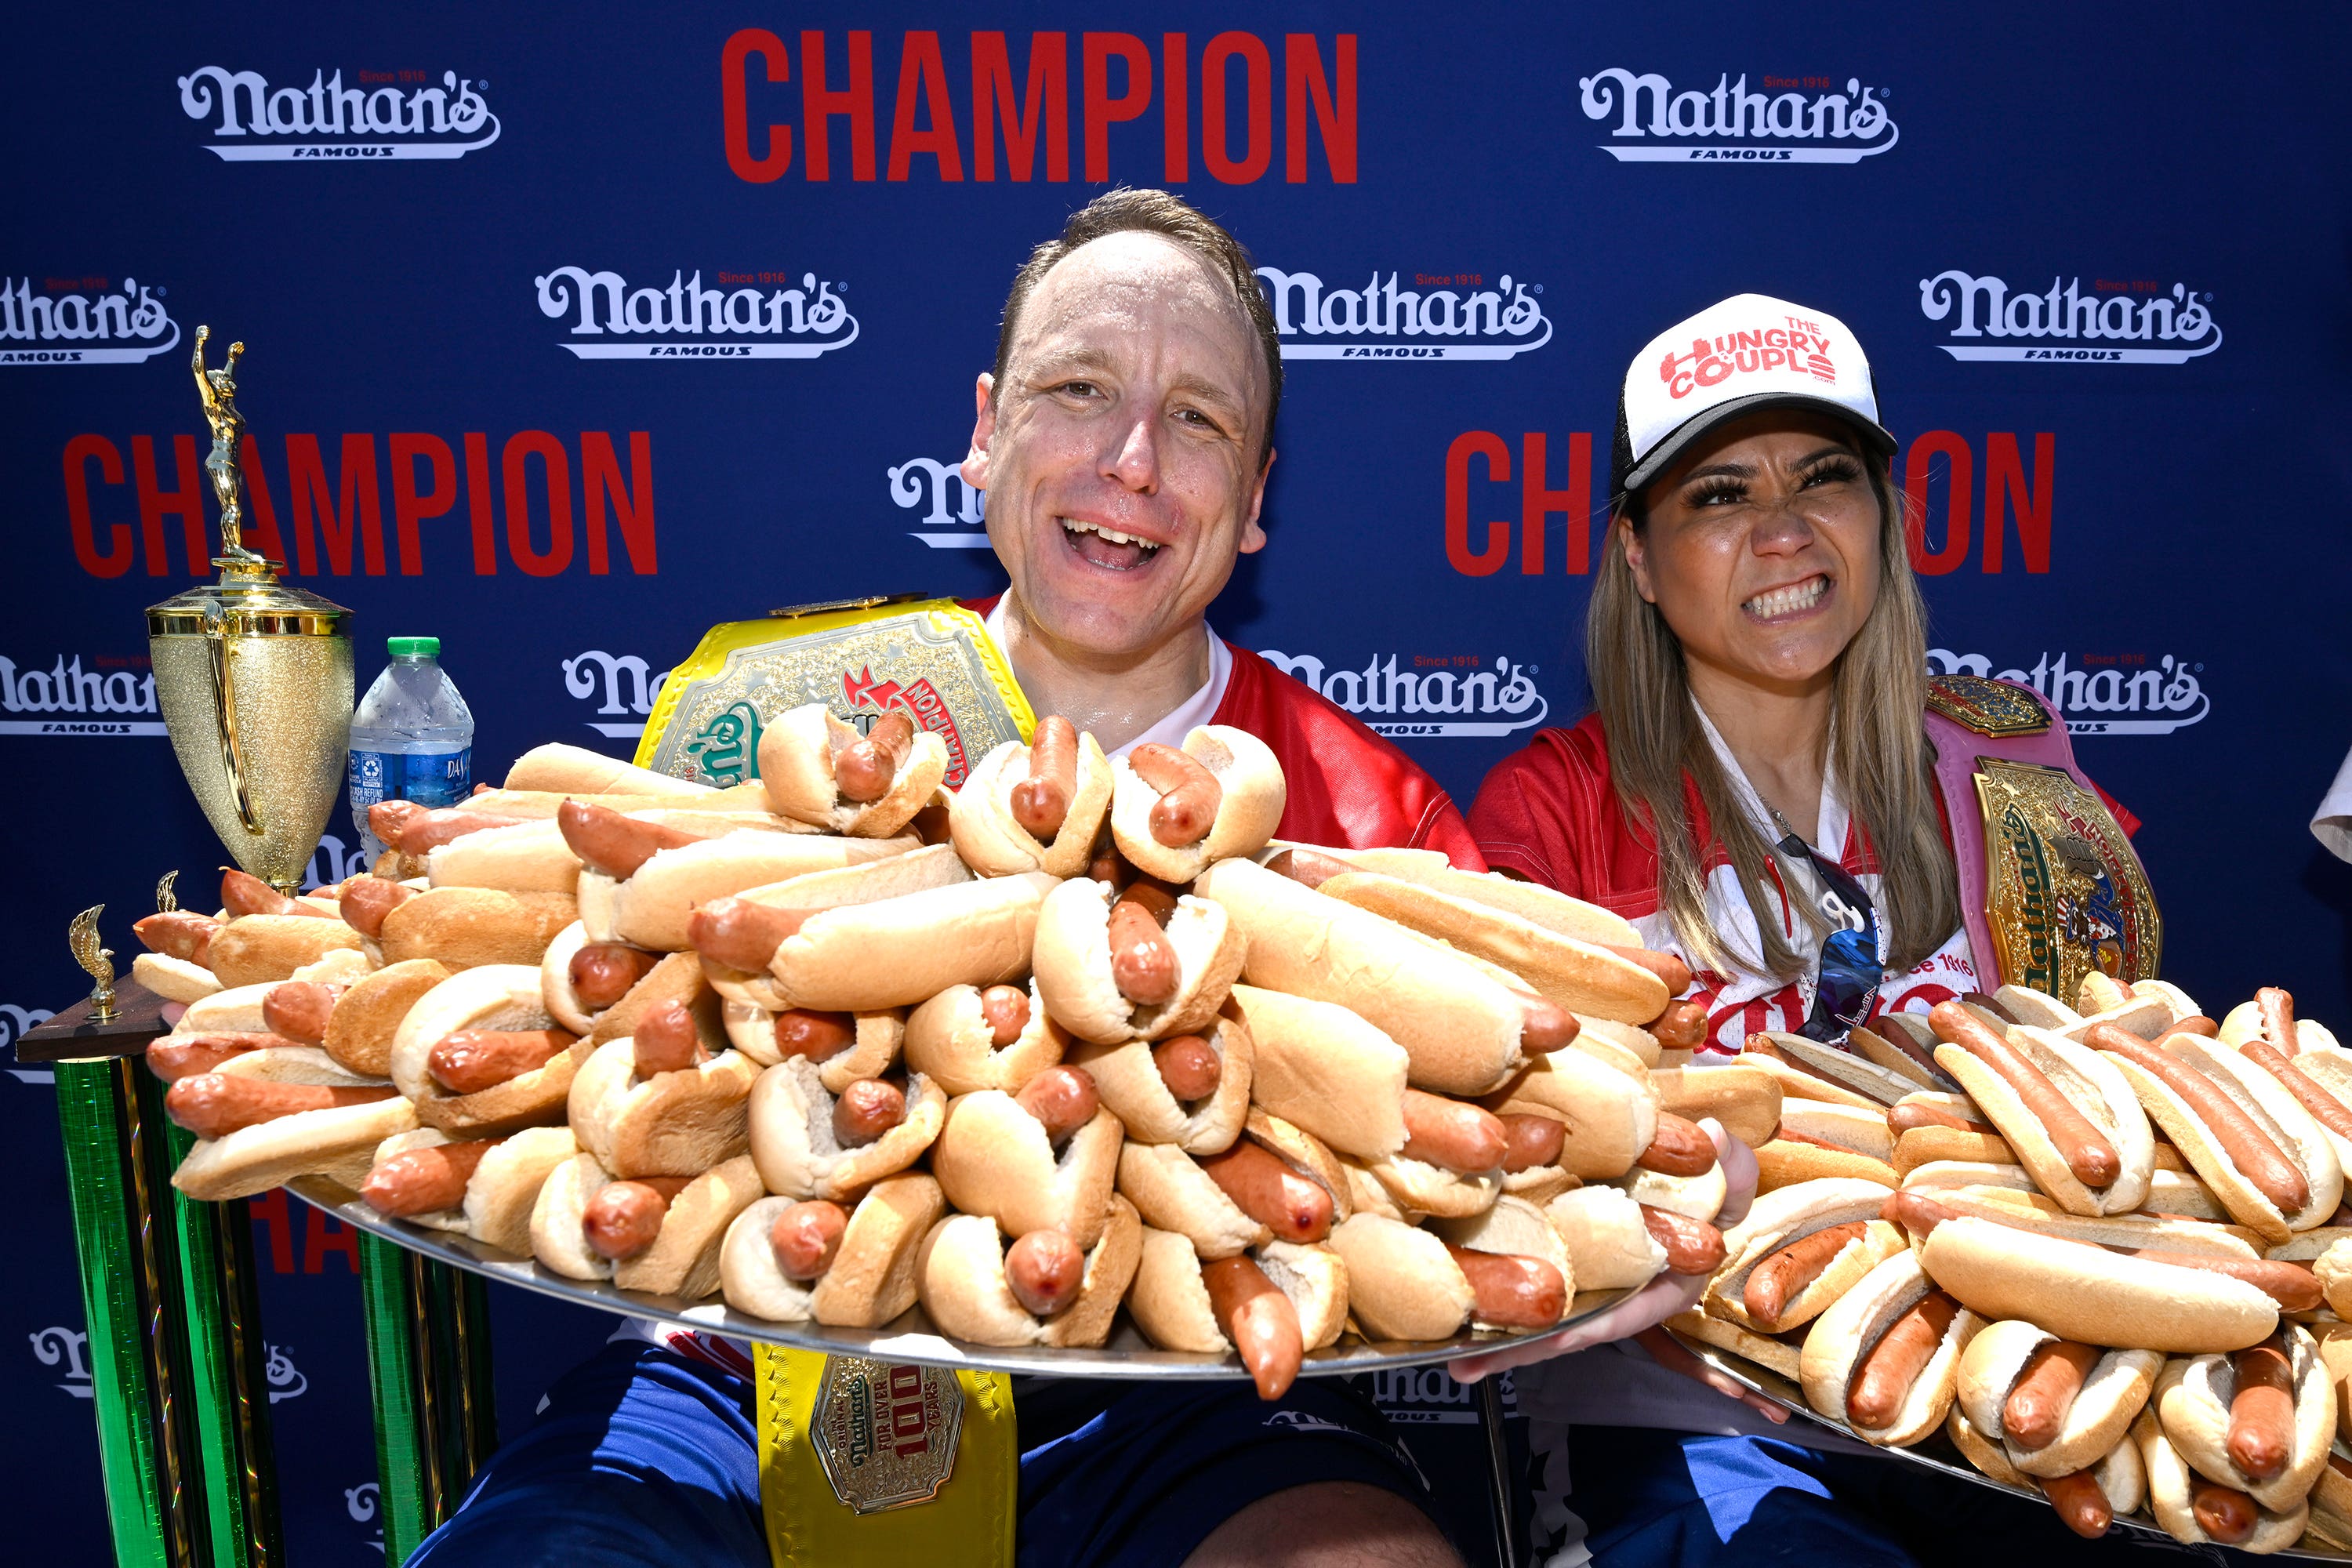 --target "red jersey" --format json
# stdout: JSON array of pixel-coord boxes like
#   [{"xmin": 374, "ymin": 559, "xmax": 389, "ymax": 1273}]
[
  {"xmin": 1469, "ymin": 711, "xmax": 2135, "ymax": 1052},
  {"xmin": 964, "ymin": 597, "xmax": 1483, "ymax": 869}
]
